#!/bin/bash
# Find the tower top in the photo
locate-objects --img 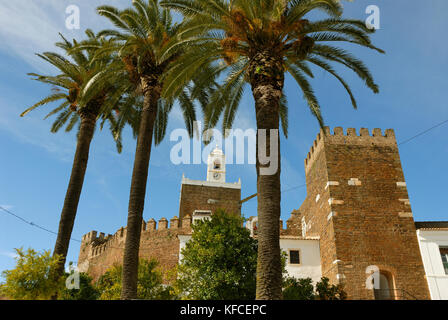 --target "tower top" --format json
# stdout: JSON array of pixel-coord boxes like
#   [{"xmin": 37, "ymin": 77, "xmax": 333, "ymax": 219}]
[
  {"xmin": 207, "ymin": 146, "xmax": 226, "ymax": 183},
  {"xmin": 211, "ymin": 145, "xmax": 224, "ymax": 155},
  {"xmin": 304, "ymin": 127, "xmax": 397, "ymax": 174}
]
